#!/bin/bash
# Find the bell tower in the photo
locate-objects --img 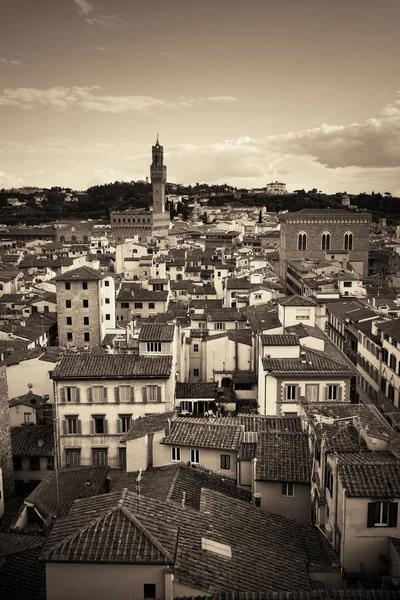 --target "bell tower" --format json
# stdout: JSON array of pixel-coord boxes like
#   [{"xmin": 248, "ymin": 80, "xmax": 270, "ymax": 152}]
[{"xmin": 150, "ymin": 134, "xmax": 166, "ymax": 215}]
